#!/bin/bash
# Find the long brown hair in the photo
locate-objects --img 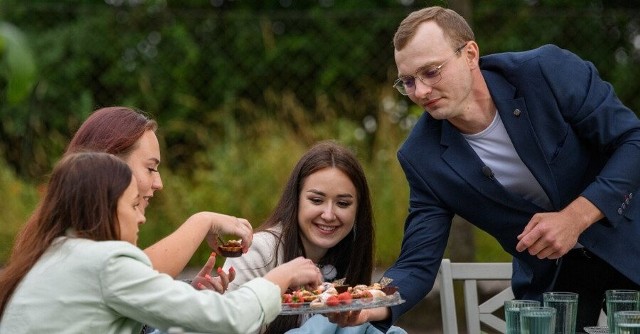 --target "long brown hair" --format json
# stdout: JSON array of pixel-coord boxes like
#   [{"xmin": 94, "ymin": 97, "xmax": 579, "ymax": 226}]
[
  {"xmin": 0, "ymin": 152, "xmax": 132, "ymax": 315},
  {"xmin": 66, "ymin": 106, "xmax": 158, "ymax": 159},
  {"xmin": 259, "ymin": 140, "xmax": 375, "ymax": 333}
]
